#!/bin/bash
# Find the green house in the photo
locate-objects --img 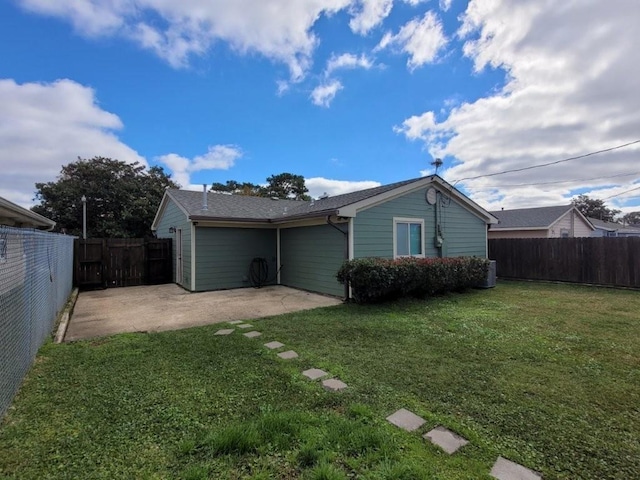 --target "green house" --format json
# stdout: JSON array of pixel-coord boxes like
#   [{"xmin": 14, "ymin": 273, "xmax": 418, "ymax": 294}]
[{"xmin": 151, "ymin": 175, "xmax": 498, "ymax": 299}]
